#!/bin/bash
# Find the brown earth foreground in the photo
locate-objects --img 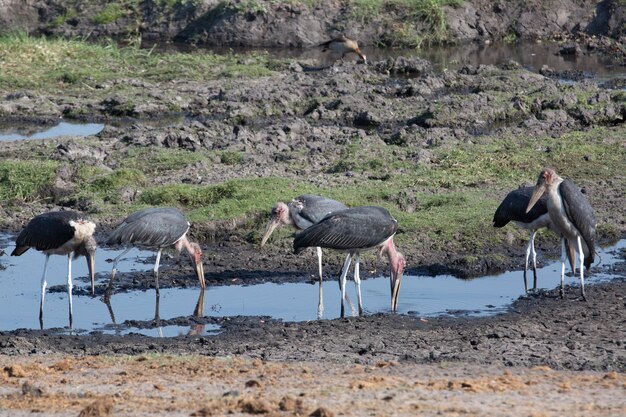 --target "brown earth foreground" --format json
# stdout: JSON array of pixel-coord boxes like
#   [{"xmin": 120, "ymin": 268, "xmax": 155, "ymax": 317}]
[{"xmin": 0, "ymin": 354, "xmax": 625, "ymax": 417}]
